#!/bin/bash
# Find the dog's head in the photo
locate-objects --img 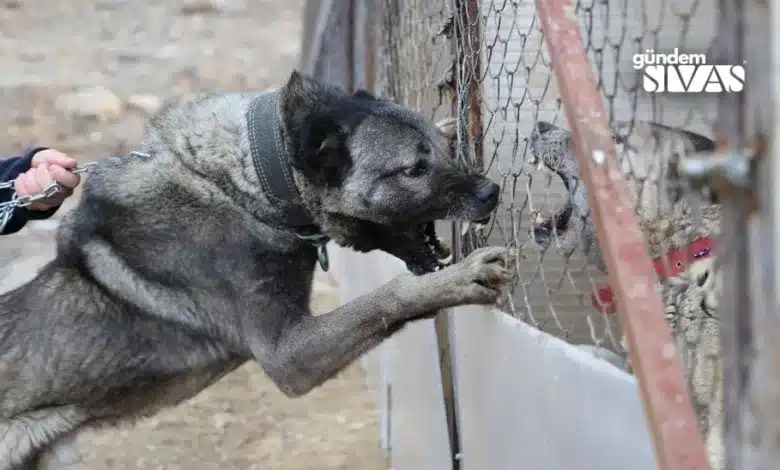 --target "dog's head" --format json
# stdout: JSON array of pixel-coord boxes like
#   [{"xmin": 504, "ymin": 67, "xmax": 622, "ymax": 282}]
[
  {"xmin": 526, "ymin": 120, "xmax": 601, "ymax": 266},
  {"xmin": 526, "ymin": 119, "xmax": 716, "ymax": 270},
  {"xmin": 279, "ymin": 71, "xmax": 500, "ymax": 274}
]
